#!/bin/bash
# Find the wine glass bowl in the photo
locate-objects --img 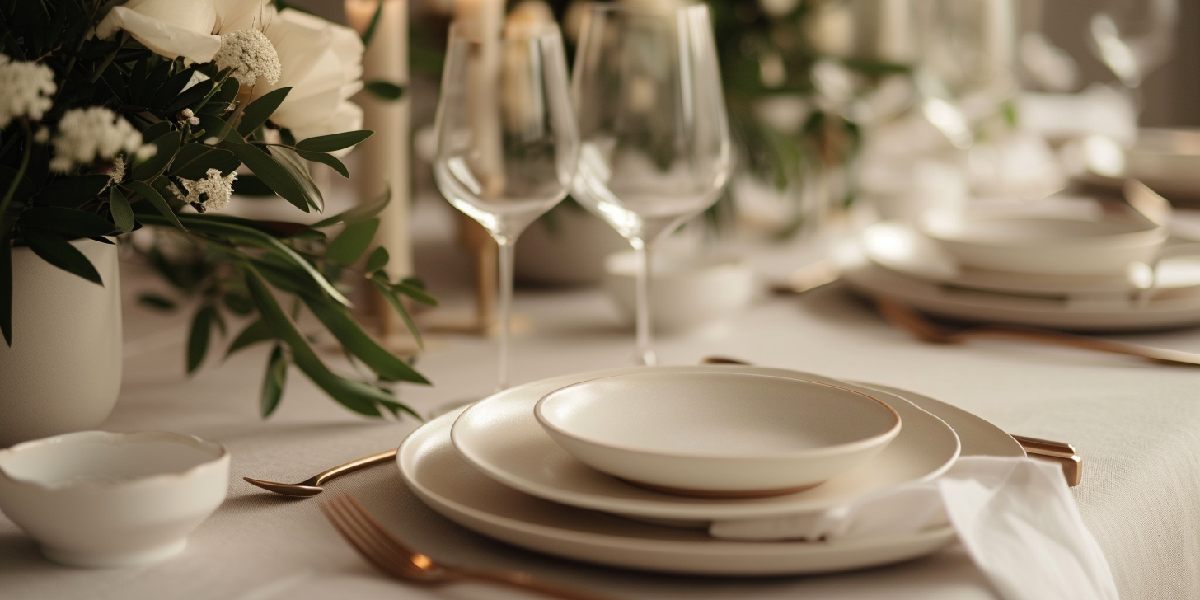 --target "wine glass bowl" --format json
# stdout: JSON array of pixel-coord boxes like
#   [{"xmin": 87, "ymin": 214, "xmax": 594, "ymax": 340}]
[
  {"xmin": 571, "ymin": 3, "xmax": 732, "ymax": 364},
  {"xmin": 434, "ymin": 25, "xmax": 578, "ymax": 244}
]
